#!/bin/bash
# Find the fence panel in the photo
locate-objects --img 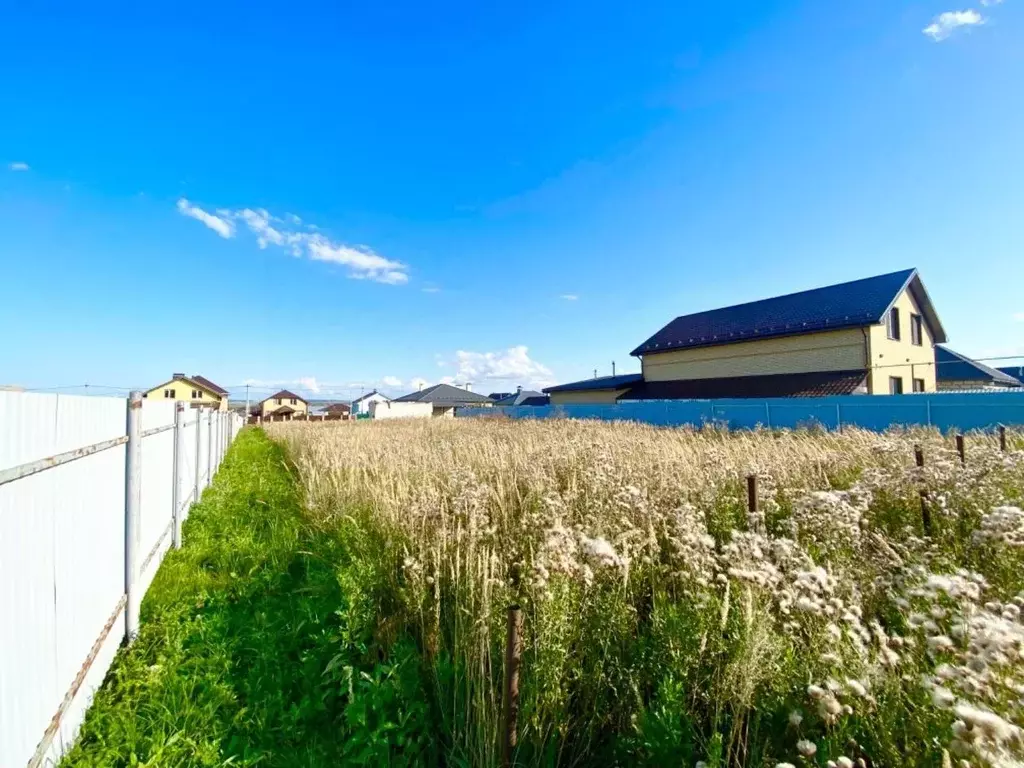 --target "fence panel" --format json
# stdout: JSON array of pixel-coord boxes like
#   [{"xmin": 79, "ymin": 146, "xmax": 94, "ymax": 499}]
[
  {"xmin": 464, "ymin": 391, "xmax": 1024, "ymax": 432},
  {"xmin": 1, "ymin": 393, "xmax": 243, "ymax": 768},
  {"xmin": 1, "ymin": 392, "xmax": 127, "ymax": 767}
]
